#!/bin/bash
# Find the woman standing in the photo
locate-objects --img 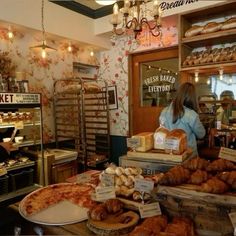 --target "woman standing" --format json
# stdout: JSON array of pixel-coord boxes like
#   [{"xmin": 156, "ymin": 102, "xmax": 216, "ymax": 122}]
[{"xmin": 159, "ymin": 82, "xmax": 206, "ymax": 157}]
